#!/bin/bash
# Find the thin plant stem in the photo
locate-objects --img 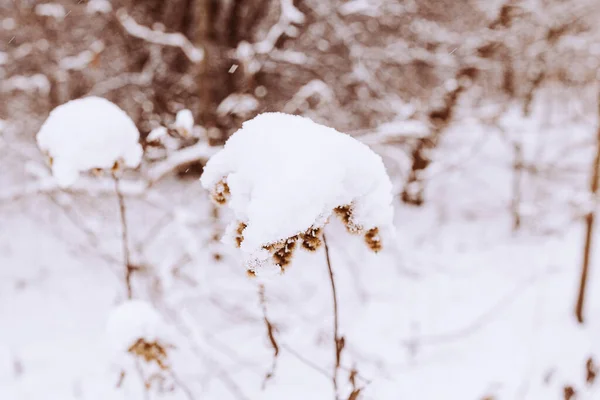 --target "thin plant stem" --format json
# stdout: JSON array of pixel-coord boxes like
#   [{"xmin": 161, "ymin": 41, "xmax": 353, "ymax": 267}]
[
  {"xmin": 575, "ymin": 91, "xmax": 600, "ymax": 323},
  {"xmin": 113, "ymin": 173, "xmax": 133, "ymax": 299},
  {"xmin": 258, "ymin": 283, "xmax": 280, "ymax": 388},
  {"xmin": 323, "ymin": 233, "xmax": 341, "ymax": 399}
]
